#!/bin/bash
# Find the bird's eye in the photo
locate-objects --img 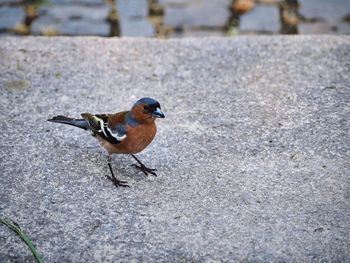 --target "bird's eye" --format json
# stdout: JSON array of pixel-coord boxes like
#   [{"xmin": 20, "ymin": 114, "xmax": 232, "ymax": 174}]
[{"xmin": 143, "ymin": 105, "xmax": 151, "ymax": 112}]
